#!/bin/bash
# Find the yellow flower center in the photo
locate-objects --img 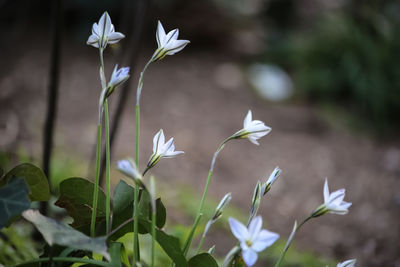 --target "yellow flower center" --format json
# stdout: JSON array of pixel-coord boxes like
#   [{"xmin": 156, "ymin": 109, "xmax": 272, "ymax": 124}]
[{"xmin": 245, "ymin": 239, "xmax": 253, "ymax": 247}]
